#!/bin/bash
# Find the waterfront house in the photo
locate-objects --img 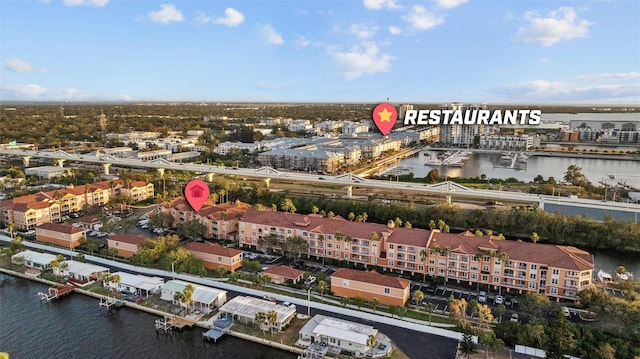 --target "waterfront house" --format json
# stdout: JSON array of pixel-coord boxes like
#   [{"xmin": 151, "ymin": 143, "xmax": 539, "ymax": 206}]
[
  {"xmin": 298, "ymin": 314, "xmax": 391, "ymax": 358},
  {"xmin": 104, "ymin": 271, "xmax": 164, "ymax": 298},
  {"xmin": 11, "ymin": 250, "xmax": 57, "ymax": 270},
  {"xmin": 36, "ymin": 222, "xmax": 86, "ymax": 249},
  {"xmin": 184, "ymin": 242, "xmax": 243, "ymax": 272},
  {"xmin": 331, "ymin": 268, "xmax": 411, "ymax": 306},
  {"xmin": 262, "ymin": 265, "xmax": 305, "ymax": 284},
  {"xmin": 107, "ymin": 233, "xmax": 148, "ymax": 258},
  {"xmin": 218, "ymin": 296, "xmax": 296, "ymax": 333},
  {"xmin": 54, "ymin": 260, "xmax": 109, "ymax": 283},
  {"xmin": 160, "ymin": 280, "xmax": 227, "ymax": 313}
]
